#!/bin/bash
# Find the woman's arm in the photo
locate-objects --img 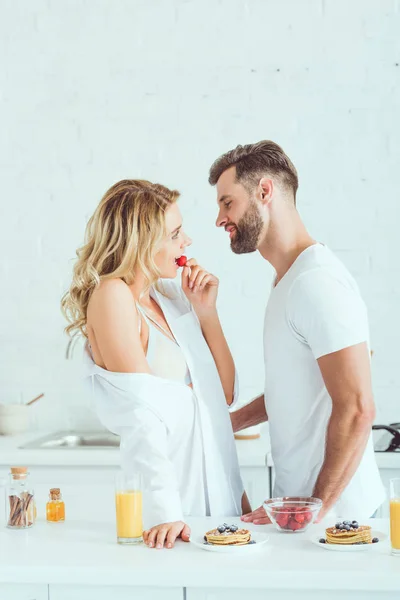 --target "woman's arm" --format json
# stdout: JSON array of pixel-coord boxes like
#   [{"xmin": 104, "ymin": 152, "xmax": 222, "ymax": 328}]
[
  {"xmin": 197, "ymin": 310, "xmax": 235, "ymax": 405},
  {"xmin": 181, "ymin": 259, "xmax": 235, "ymax": 405}
]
